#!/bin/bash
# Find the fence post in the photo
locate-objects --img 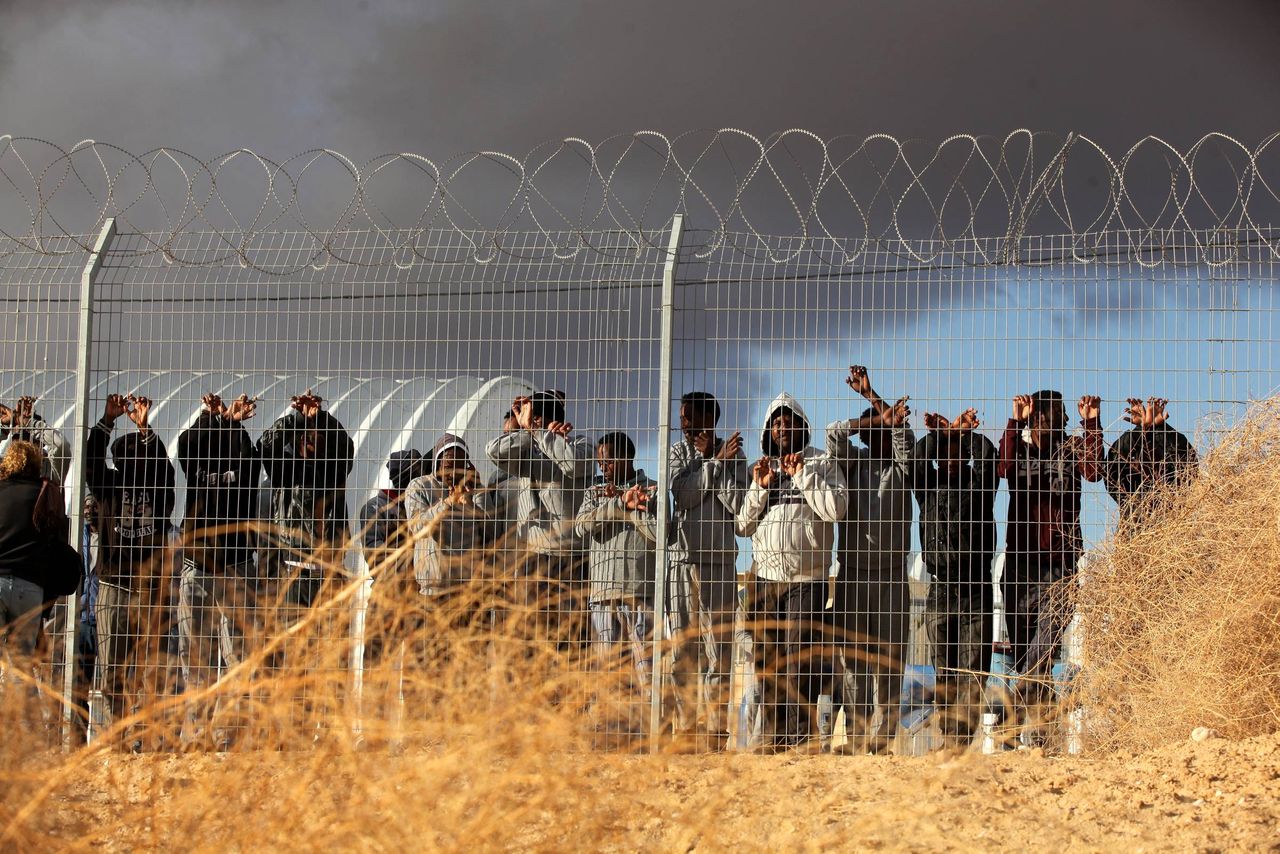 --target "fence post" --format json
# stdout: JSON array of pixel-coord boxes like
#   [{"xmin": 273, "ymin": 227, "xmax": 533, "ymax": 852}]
[
  {"xmin": 648, "ymin": 214, "xmax": 684, "ymax": 749},
  {"xmin": 62, "ymin": 218, "xmax": 117, "ymax": 744}
]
